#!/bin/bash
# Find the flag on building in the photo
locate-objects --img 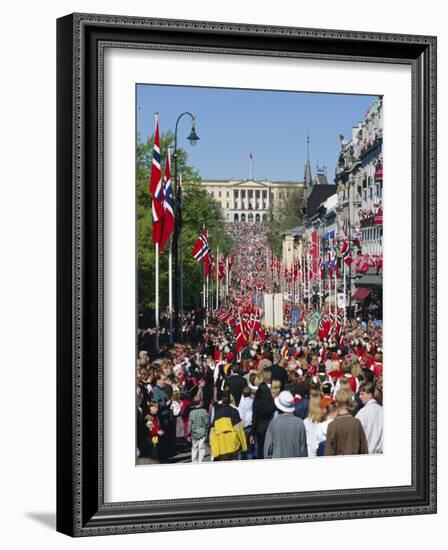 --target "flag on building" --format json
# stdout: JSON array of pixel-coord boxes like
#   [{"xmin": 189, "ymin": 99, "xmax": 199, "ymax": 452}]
[
  {"xmin": 341, "ymin": 234, "xmax": 353, "ymax": 265},
  {"xmin": 149, "ymin": 113, "xmax": 164, "ymax": 245},
  {"xmin": 192, "ymin": 226, "xmax": 210, "ymax": 263}
]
